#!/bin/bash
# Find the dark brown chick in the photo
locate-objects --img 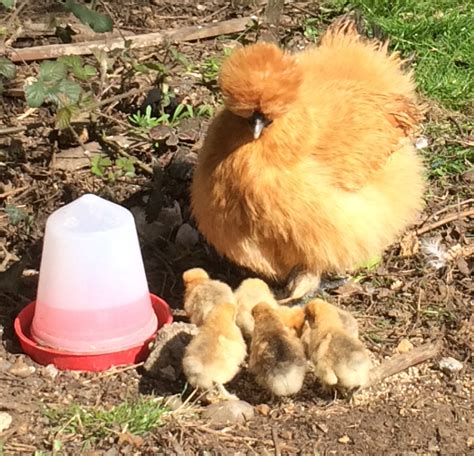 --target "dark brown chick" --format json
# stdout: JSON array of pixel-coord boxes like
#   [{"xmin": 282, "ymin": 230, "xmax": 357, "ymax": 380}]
[{"xmin": 249, "ymin": 302, "xmax": 306, "ymax": 396}]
